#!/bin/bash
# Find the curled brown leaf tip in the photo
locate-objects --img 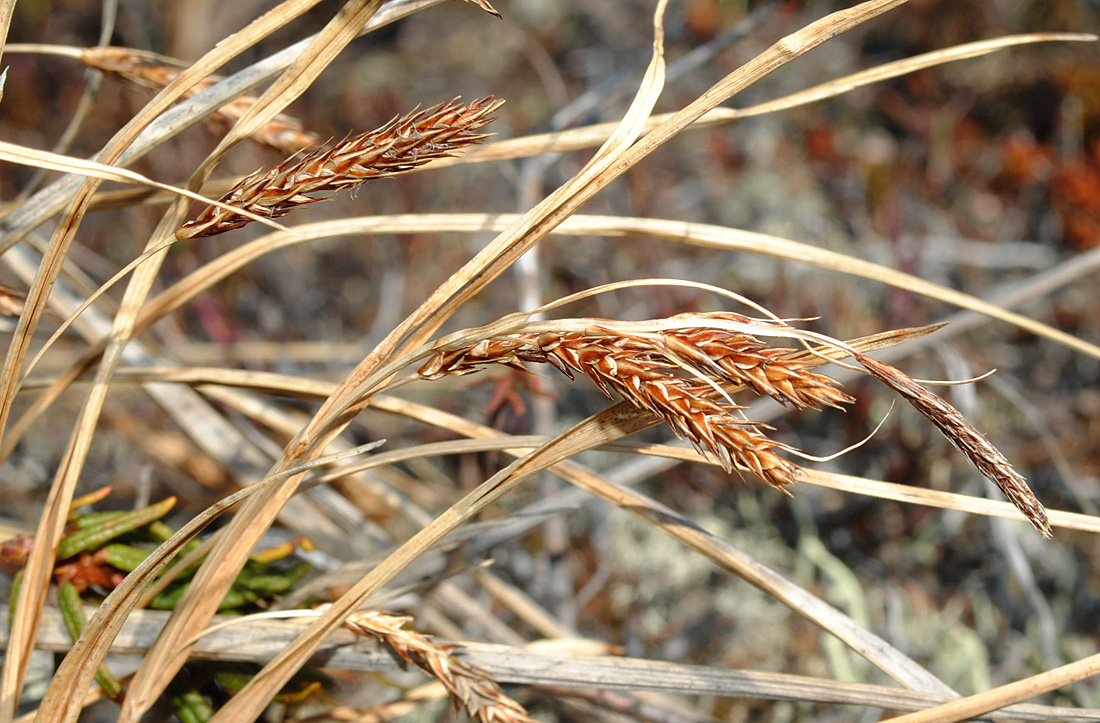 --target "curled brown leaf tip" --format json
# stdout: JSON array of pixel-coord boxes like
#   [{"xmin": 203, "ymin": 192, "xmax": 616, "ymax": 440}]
[
  {"xmin": 855, "ymin": 353, "xmax": 1052, "ymax": 538},
  {"xmin": 460, "ymin": 0, "xmax": 502, "ymax": 18},
  {"xmin": 176, "ymin": 96, "xmax": 504, "ymax": 239}
]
